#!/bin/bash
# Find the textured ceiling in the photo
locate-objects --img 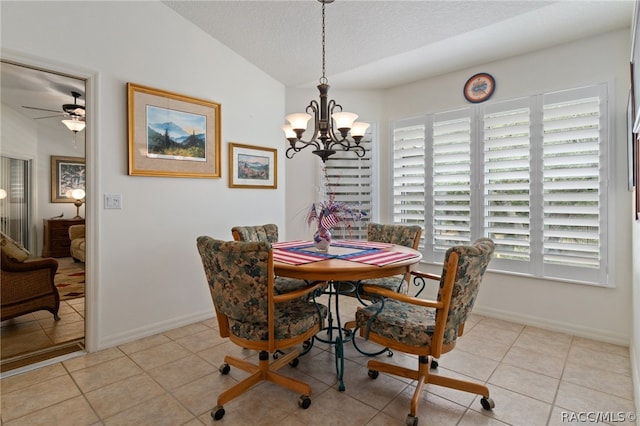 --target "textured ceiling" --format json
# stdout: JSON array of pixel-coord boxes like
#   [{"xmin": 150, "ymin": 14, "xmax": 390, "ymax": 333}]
[
  {"xmin": 1, "ymin": 0, "xmax": 634, "ymax": 127},
  {"xmin": 164, "ymin": 0, "xmax": 634, "ymax": 89}
]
